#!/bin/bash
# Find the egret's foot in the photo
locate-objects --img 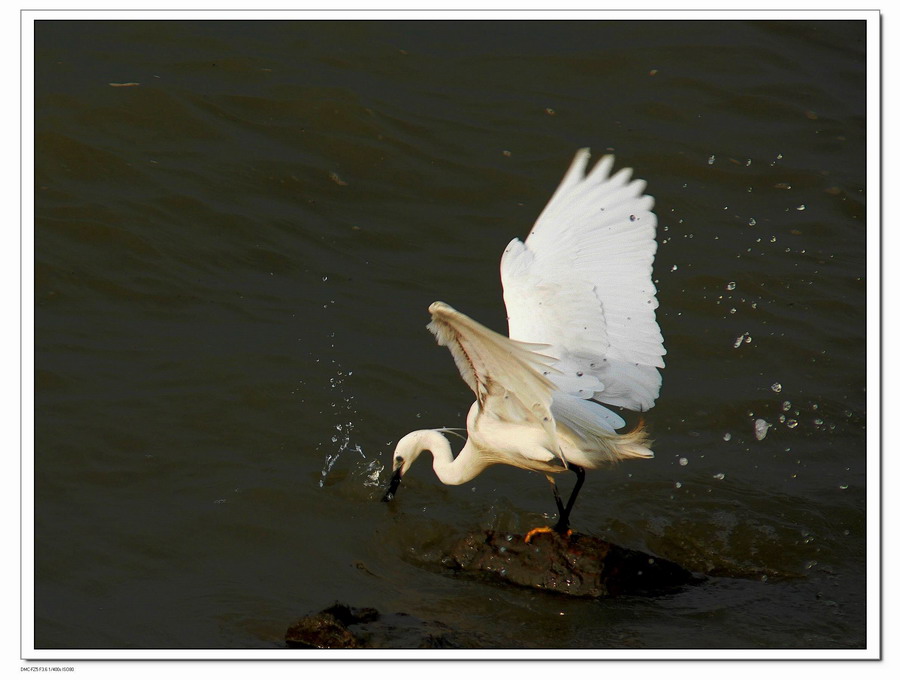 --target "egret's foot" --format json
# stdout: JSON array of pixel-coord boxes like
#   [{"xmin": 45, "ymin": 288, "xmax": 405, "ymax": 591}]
[
  {"xmin": 524, "ymin": 526, "xmax": 572, "ymax": 543},
  {"xmin": 524, "ymin": 526, "xmax": 552, "ymax": 543}
]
